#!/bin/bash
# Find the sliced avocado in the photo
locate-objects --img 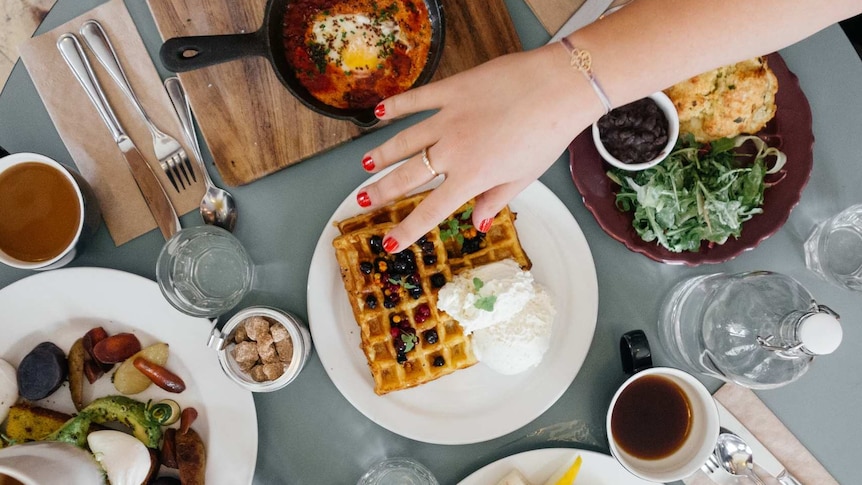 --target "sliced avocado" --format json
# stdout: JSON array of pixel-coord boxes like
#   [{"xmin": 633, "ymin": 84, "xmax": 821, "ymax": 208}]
[{"xmin": 45, "ymin": 395, "xmax": 163, "ymax": 448}]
